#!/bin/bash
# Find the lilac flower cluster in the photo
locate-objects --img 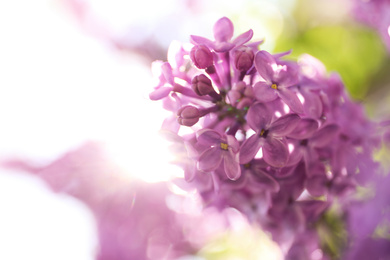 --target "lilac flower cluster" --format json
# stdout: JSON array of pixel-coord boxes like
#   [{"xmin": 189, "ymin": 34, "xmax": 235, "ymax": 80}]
[{"xmin": 150, "ymin": 17, "xmax": 382, "ymax": 258}]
